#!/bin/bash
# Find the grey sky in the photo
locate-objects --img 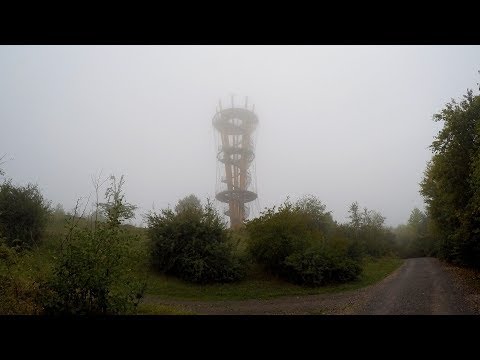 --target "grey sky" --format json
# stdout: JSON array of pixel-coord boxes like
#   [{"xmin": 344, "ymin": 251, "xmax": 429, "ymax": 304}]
[{"xmin": 1, "ymin": 45, "xmax": 479, "ymax": 226}]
